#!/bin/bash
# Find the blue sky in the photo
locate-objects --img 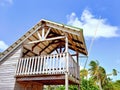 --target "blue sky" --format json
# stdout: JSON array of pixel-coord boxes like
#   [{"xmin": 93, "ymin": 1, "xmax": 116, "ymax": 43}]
[{"xmin": 0, "ymin": 0, "xmax": 120, "ymax": 80}]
